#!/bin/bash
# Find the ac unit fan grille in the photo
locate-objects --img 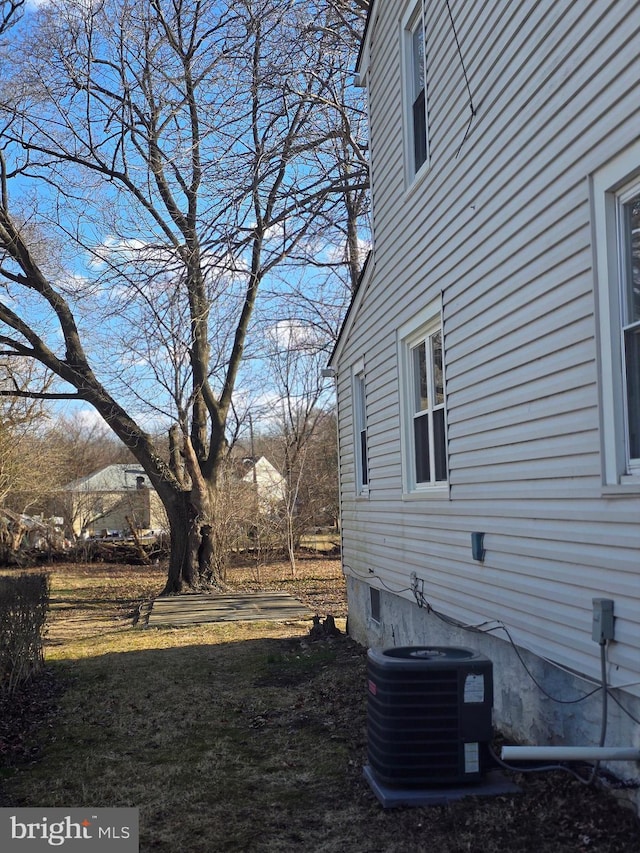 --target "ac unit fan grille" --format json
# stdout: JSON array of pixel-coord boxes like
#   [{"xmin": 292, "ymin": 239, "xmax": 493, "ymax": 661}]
[{"xmin": 366, "ymin": 646, "xmax": 493, "ymax": 788}]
